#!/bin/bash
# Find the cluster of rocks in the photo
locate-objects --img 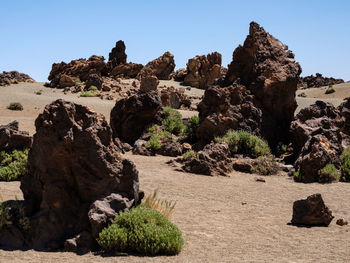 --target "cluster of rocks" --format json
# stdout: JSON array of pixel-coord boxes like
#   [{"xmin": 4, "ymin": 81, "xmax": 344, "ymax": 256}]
[
  {"xmin": 0, "ymin": 100, "xmax": 143, "ymax": 252},
  {"xmin": 175, "ymin": 52, "xmax": 226, "ymax": 89},
  {"xmin": 0, "ymin": 71, "xmax": 35, "ymax": 86},
  {"xmin": 0, "ymin": 121, "xmax": 32, "ymax": 151},
  {"xmin": 290, "ymin": 99, "xmax": 350, "ymax": 183},
  {"xmin": 160, "ymin": 86, "xmax": 192, "ymax": 109},
  {"xmin": 299, "ymin": 73, "xmax": 344, "ymax": 89}
]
